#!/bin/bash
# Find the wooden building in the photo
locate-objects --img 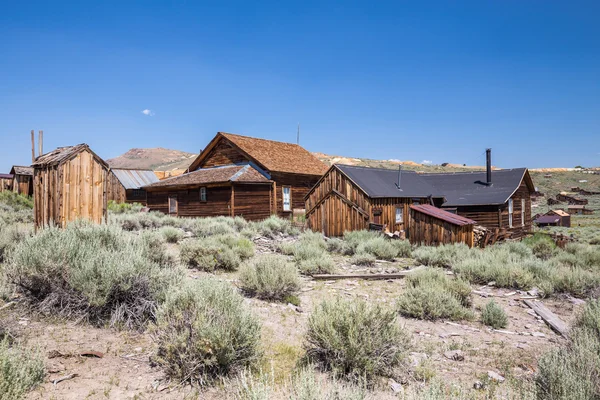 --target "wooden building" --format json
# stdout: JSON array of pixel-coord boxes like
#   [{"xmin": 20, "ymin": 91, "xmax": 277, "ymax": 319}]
[
  {"xmin": 145, "ymin": 164, "xmax": 273, "ymax": 221},
  {"xmin": 568, "ymin": 205, "xmax": 594, "ymax": 215},
  {"xmin": 420, "ymin": 168, "xmax": 535, "ymax": 239},
  {"xmin": 107, "ymin": 168, "xmax": 159, "ymax": 205},
  {"xmin": 0, "ymin": 173, "xmax": 13, "ymax": 192},
  {"xmin": 409, "ymin": 204, "xmax": 476, "ymax": 247},
  {"xmin": 304, "ymin": 164, "xmax": 445, "ymax": 237},
  {"xmin": 167, "ymin": 132, "xmax": 328, "ymax": 218},
  {"xmin": 544, "ymin": 209, "xmax": 571, "ymax": 227},
  {"xmin": 10, "ymin": 166, "xmax": 34, "ymax": 196},
  {"xmin": 534, "ymin": 214, "xmax": 562, "ymax": 227},
  {"xmin": 32, "ymin": 144, "xmax": 109, "ymax": 228},
  {"xmin": 556, "ymin": 192, "xmax": 588, "ymax": 205}
]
